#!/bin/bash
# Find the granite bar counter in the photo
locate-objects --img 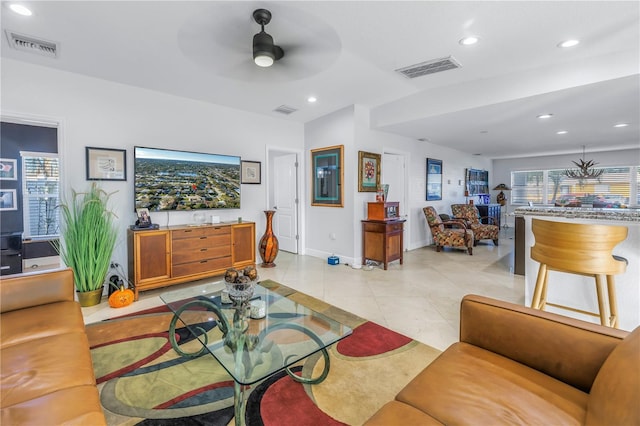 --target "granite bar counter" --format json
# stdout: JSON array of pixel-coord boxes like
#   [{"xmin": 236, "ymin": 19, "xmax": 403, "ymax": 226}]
[{"xmin": 514, "ymin": 206, "xmax": 639, "ymax": 331}]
